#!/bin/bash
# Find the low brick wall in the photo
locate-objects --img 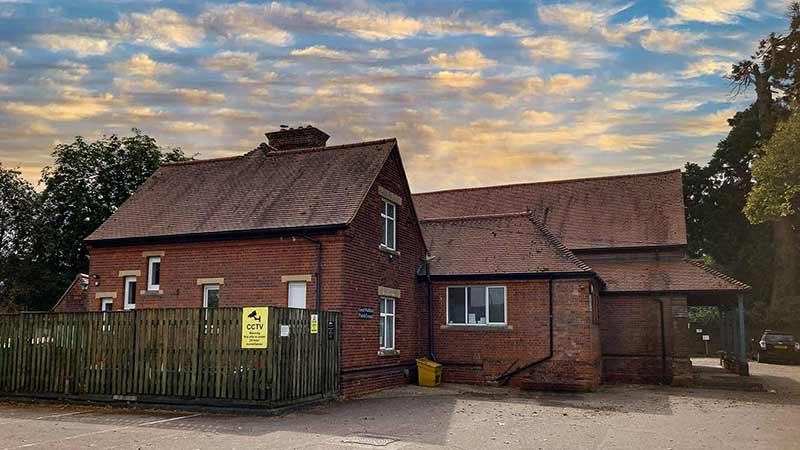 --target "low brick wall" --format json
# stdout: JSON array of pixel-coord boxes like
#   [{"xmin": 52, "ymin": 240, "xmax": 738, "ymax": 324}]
[
  {"xmin": 431, "ymin": 278, "xmax": 602, "ymax": 391},
  {"xmin": 341, "ymin": 364, "xmax": 413, "ymax": 398},
  {"xmin": 600, "ymin": 294, "xmax": 691, "ymax": 385}
]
